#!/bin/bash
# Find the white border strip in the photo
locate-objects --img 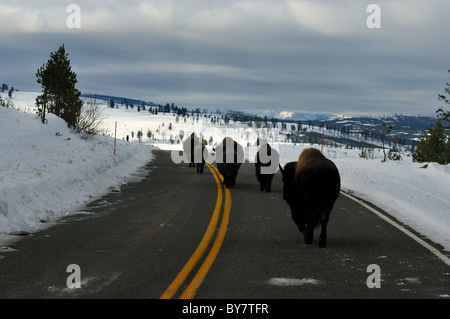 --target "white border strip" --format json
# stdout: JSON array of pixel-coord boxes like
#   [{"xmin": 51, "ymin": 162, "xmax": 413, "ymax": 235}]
[{"xmin": 341, "ymin": 192, "xmax": 450, "ymax": 267}]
